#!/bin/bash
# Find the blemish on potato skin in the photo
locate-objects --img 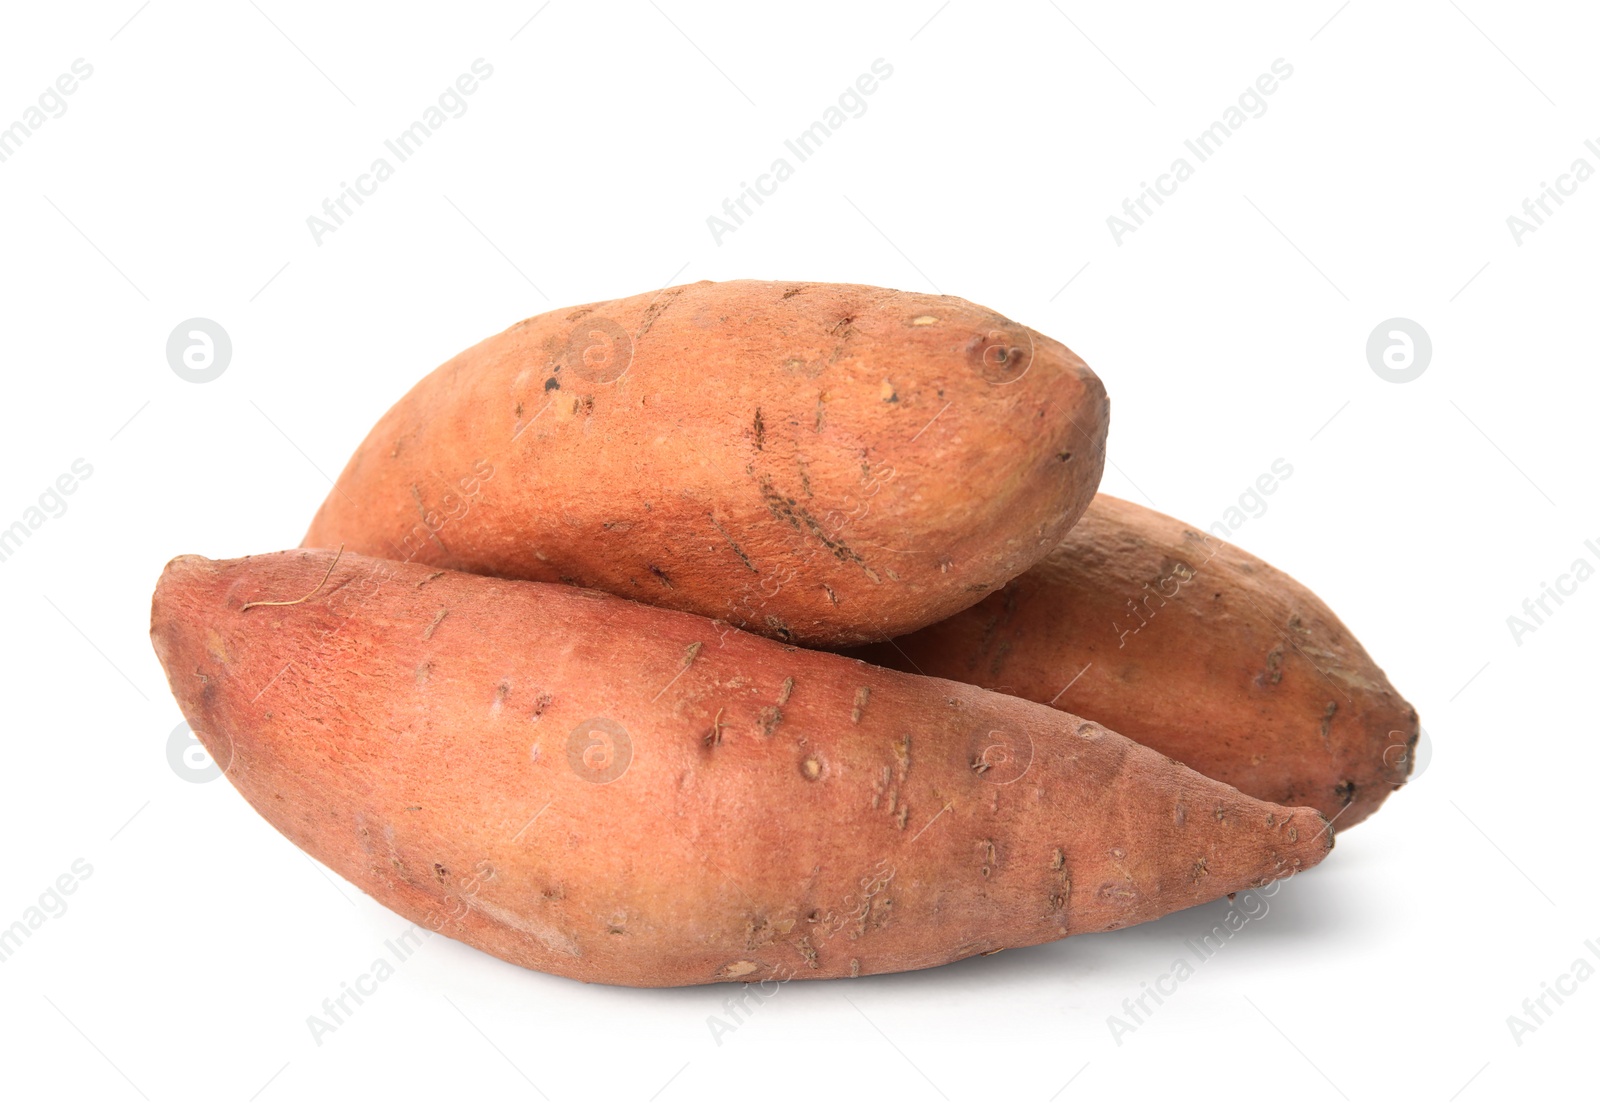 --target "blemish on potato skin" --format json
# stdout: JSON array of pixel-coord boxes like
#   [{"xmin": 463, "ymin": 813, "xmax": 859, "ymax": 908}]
[
  {"xmin": 777, "ymin": 676, "xmax": 794, "ymax": 706},
  {"xmin": 1259, "ymin": 645, "xmax": 1285, "ymax": 686},
  {"xmin": 851, "ymin": 686, "xmax": 870, "ymax": 723},
  {"xmin": 800, "ymin": 756, "xmax": 822, "ymax": 780},
  {"xmin": 1049, "ymin": 848, "xmax": 1072, "ymax": 915},
  {"xmin": 1319, "ymin": 701, "xmax": 1338, "ymax": 751},
  {"xmin": 530, "ymin": 692, "xmax": 552, "ymax": 722},
  {"xmin": 707, "ymin": 515, "xmax": 758, "ymax": 574},
  {"xmin": 204, "ymin": 629, "xmax": 232, "ymax": 664},
  {"xmin": 423, "ymin": 609, "xmax": 448, "ymax": 639},
  {"xmin": 978, "ymin": 839, "xmax": 997, "ymax": 878},
  {"xmin": 744, "ymin": 915, "xmax": 771, "ymax": 950}
]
